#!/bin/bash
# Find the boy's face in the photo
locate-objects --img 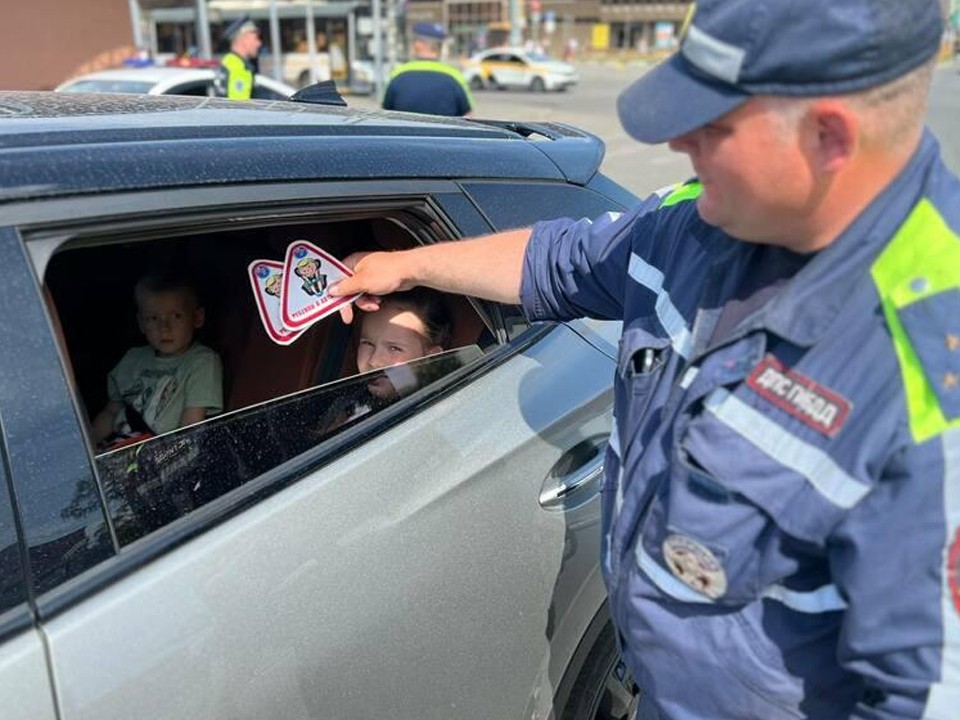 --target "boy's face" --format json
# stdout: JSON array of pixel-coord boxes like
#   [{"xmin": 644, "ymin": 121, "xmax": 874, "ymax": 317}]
[
  {"xmin": 137, "ymin": 289, "xmax": 204, "ymax": 358},
  {"xmin": 357, "ymin": 305, "xmax": 440, "ymax": 395}
]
